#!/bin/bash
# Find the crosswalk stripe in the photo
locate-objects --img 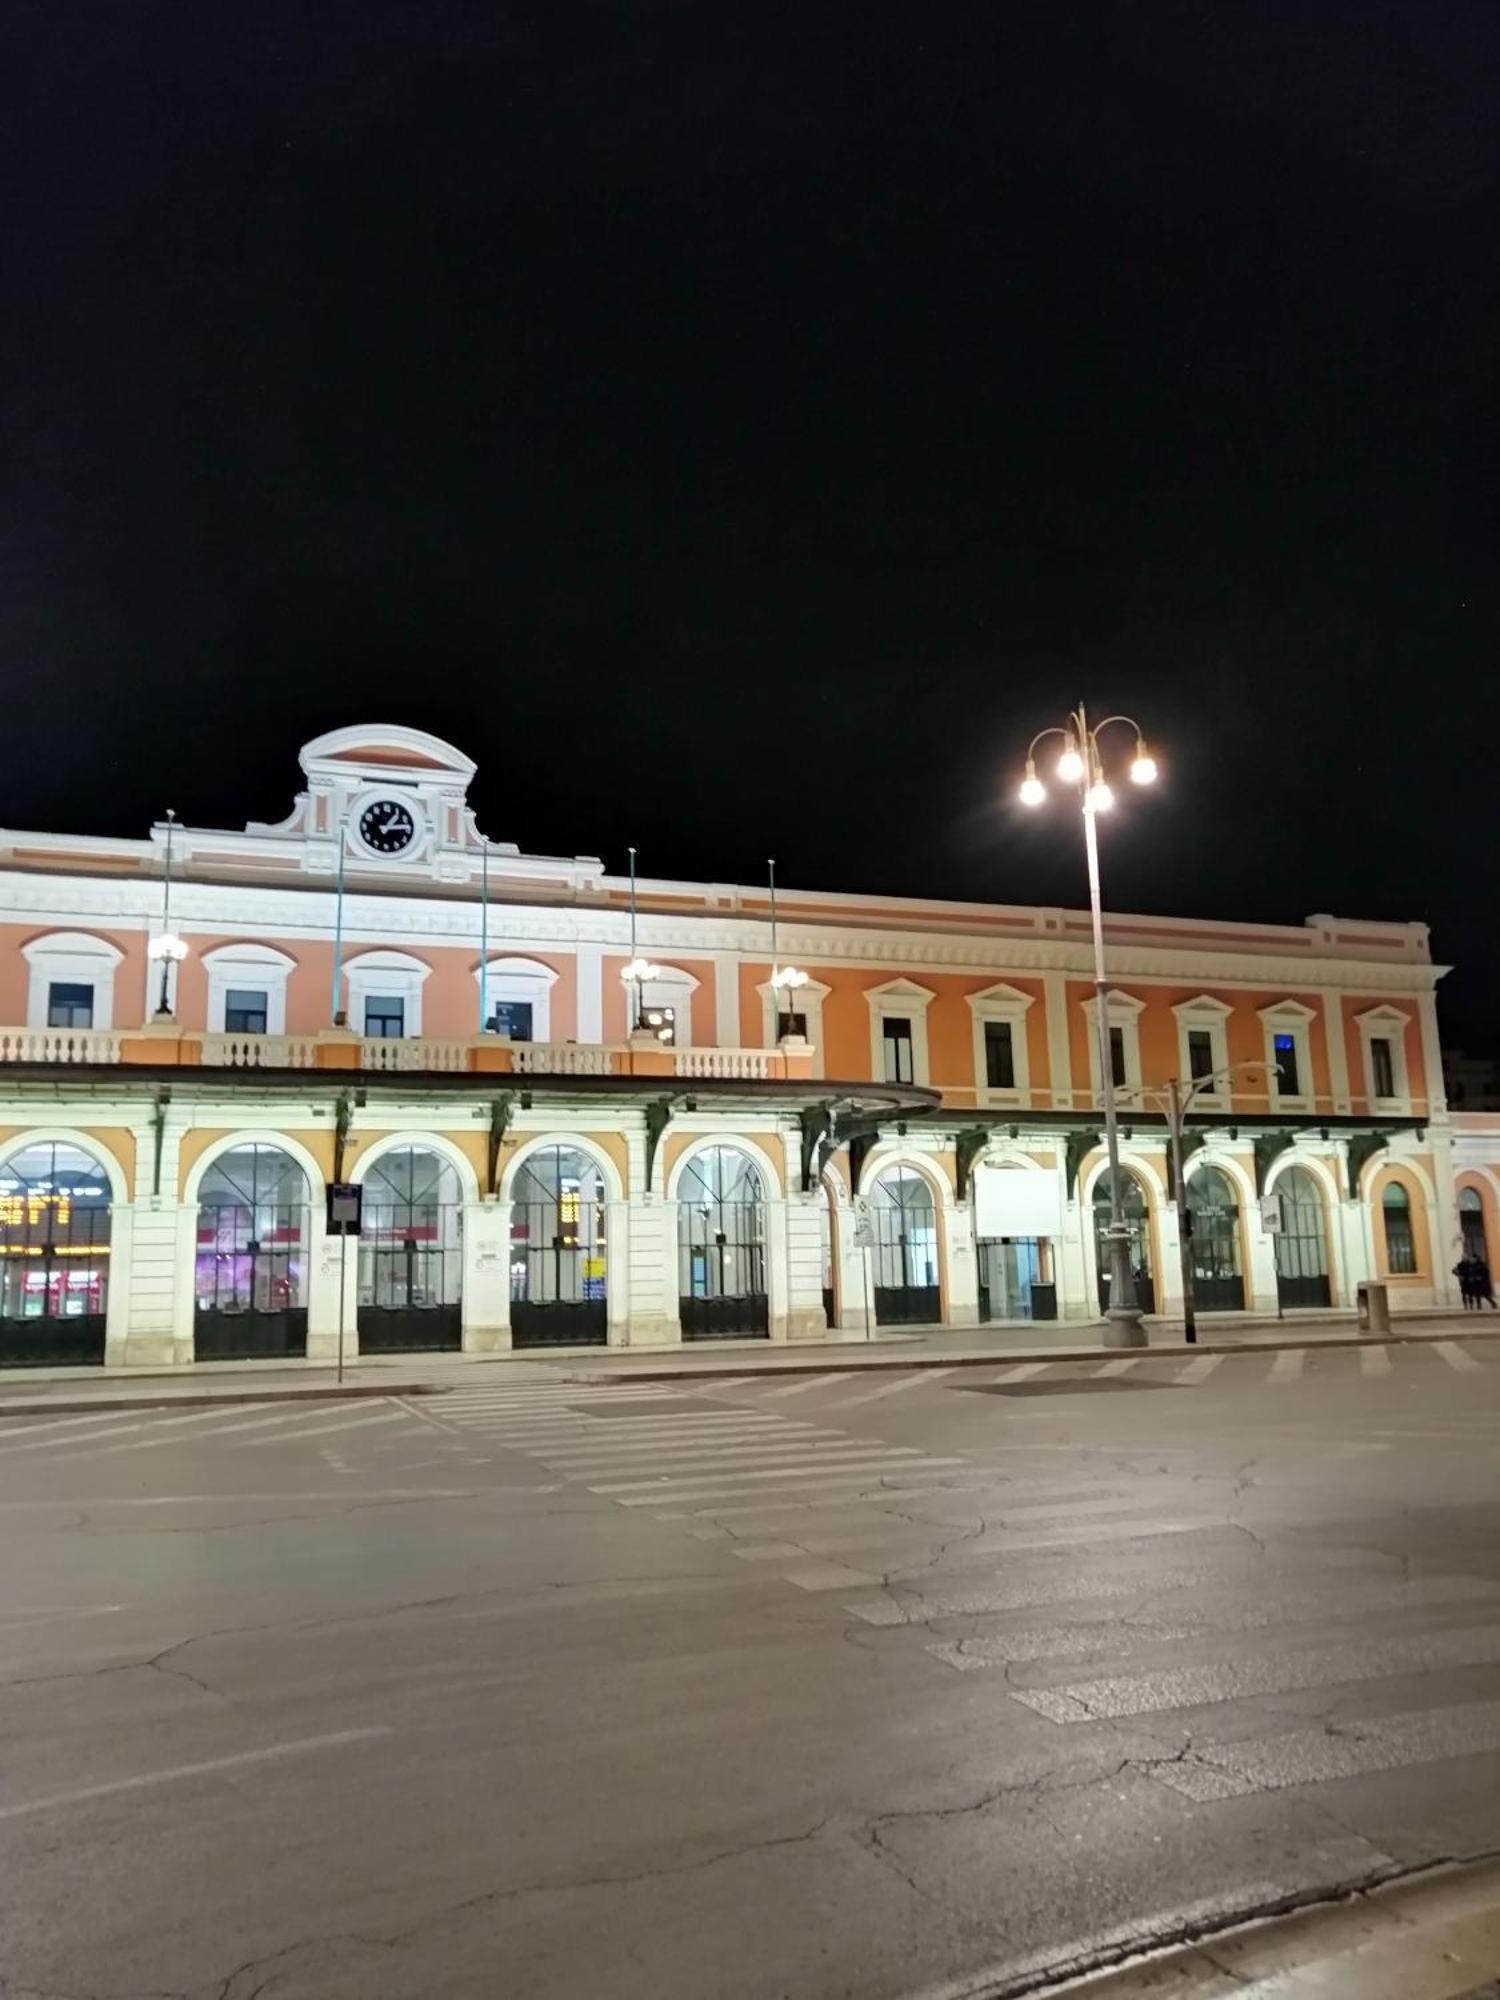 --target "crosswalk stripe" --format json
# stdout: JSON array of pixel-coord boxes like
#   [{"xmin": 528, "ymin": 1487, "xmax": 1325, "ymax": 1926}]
[
  {"xmin": 1012, "ymin": 1621, "xmax": 1500, "ymax": 1724},
  {"xmin": 228, "ymin": 1410, "xmax": 408, "ymax": 1447},
  {"xmin": 1269, "ymin": 1349, "xmax": 1304, "ymax": 1383},
  {"xmin": 540, "ymin": 1437, "xmax": 864, "ymax": 1472},
  {"xmin": 0, "ymin": 1404, "xmax": 279, "ymax": 1457},
  {"xmin": 990, "ymin": 1362, "xmax": 1048, "ymax": 1384},
  {"xmin": 824, "ymin": 1369, "xmax": 952, "ymax": 1407},
  {"xmin": 589, "ymin": 1448, "xmax": 931, "ymax": 1494},
  {"xmin": 613, "ymin": 1459, "xmax": 972, "ymax": 1507},
  {"xmin": 758, "ymin": 1373, "xmax": 856, "ymax": 1399},
  {"xmin": 1094, "ymin": 1358, "xmax": 1139, "ymax": 1377},
  {"xmin": 59, "ymin": 1405, "xmax": 349, "ymax": 1456},
  {"xmin": 1436, "ymin": 1340, "xmax": 1482, "ymax": 1374},
  {"xmin": 1360, "ymin": 1345, "xmax": 1393, "ymax": 1377},
  {"xmin": 0, "ymin": 1409, "xmax": 173, "ymax": 1443},
  {"xmin": 1177, "ymin": 1354, "xmax": 1223, "ymax": 1383}
]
